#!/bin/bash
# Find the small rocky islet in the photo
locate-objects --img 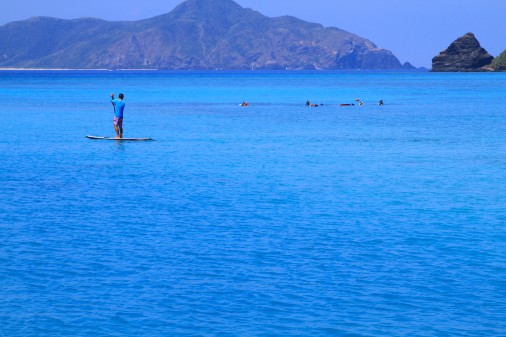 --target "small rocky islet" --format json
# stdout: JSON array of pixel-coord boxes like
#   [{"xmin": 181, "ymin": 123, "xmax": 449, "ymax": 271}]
[{"xmin": 432, "ymin": 32, "xmax": 505, "ymax": 72}]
